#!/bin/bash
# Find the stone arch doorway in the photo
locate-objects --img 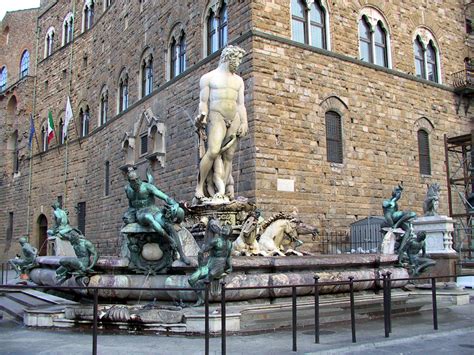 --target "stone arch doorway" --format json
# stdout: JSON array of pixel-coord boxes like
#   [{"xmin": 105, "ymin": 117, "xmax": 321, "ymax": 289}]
[{"xmin": 37, "ymin": 214, "xmax": 48, "ymax": 256}]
